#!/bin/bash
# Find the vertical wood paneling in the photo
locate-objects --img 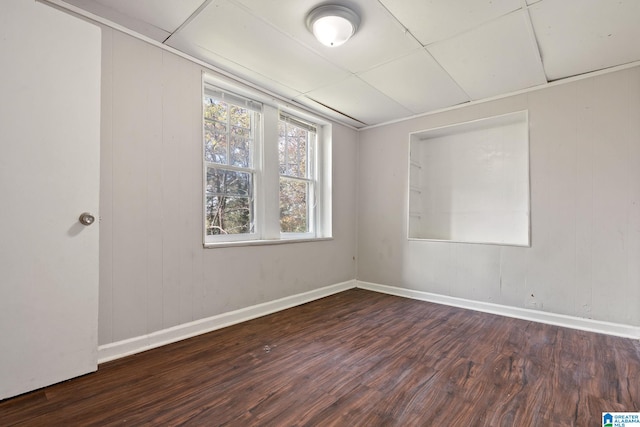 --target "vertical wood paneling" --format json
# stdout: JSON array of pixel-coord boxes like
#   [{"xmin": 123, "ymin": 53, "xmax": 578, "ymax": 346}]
[
  {"xmin": 145, "ymin": 59, "xmax": 165, "ymax": 337},
  {"xmin": 111, "ymin": 32, "xmax": 163, "ymax": 341},
  {"xmin": 98, "ymin": 27, "xmax": 114, "ymax": 346},
  {"xmin": 526, "ymin": 82, "xmax": 579, "ymax": 315},
  {"xmin": 573, "ymin": 78, "xmax": 596, "ymax": 319},
  {"xmin": 453, "ymin": 245, "xmax": 502, "ymax": 303},
  {"xmin": 159, "ymin": 51, "xmax": 182, "ymax": 329},
  {"xmin": 426, "ymin": 242, "xmax": 457, "ymax": 296},
  {"xmin": 160, "ymin": 51, "xmax": 201, "ymax": 328},
  {"xmin": 589, "ymin": 71, "xmax": 636, "ymax": 324},
  {"xmin": 627, "ymin": 68, "xmax": 640, "ymax": 326},
  {"xmin": 497, "ymin": 245, "xmax": 530, "ymax": 307},
  {"xmin": 177, "ymin": 58, "xmax": 202, "ymax": 327},
  {"xmin": 181, "ymin": 69, "xmax": 202, "ymax": 326},
  {"xmin": 186, "ymin": 79, "xmax": 206, "ymax": 323}
]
